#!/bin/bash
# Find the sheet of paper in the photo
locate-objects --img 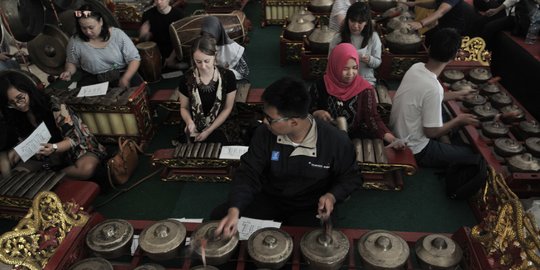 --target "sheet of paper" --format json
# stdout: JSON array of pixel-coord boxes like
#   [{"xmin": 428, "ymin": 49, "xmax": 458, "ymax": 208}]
[
  {"xmin": 237, "ymin": 217, "xmax": 281, "ymax": 240},
  {"xmin": 219, "ymin": 145, "xmax": 249, "ymax": 160},
  {"xmin": 130, "ymin": 234, "xmax": 139, "ymax": 255},
  {"xmin": 77, "ymin": 81, "xmax": 109, "ymax": 97},
  {"xmin": 68, "ymin": 82, "xmax": 77, "ymax": 90},
  {"xmin": 14, "ymin": 122, "xmax": 51, "ymax": 162}
]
